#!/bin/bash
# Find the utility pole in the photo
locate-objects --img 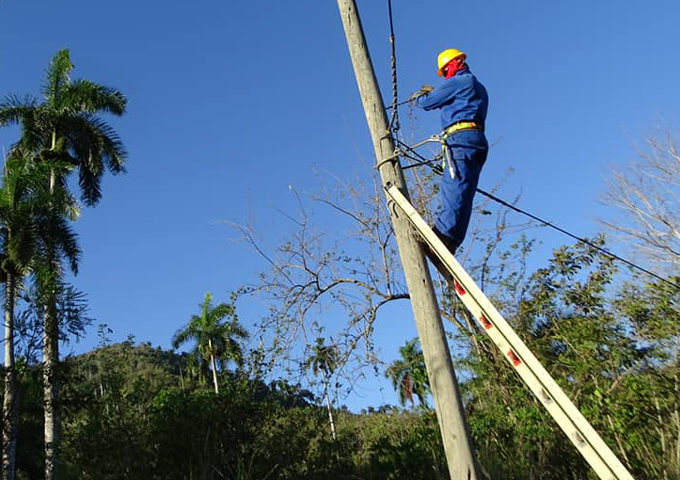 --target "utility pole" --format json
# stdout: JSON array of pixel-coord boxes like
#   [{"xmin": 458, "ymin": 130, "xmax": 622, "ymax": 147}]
[{"xmin": 335, "ymin": 1, "xmax": 481, "ymax": 479}]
